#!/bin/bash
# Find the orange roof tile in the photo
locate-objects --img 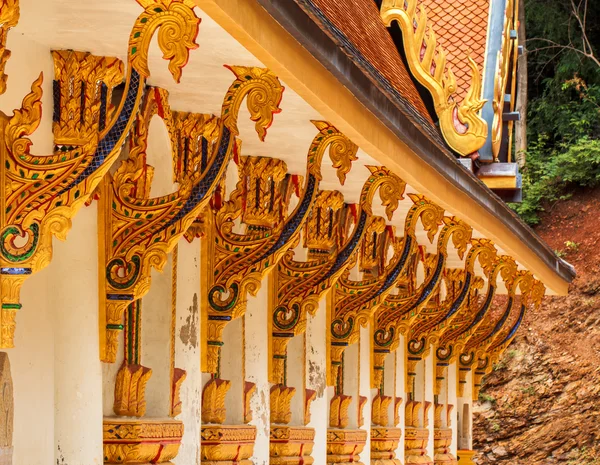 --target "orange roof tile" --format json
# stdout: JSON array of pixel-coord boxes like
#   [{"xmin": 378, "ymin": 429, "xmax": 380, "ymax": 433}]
[
  {"xmin": 421, "ymin": 0, "xmax": 490, "ymax": 102},
  {"xmin": 296, "ymin": 0, "xmax": 437, "ymax": 128}
]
